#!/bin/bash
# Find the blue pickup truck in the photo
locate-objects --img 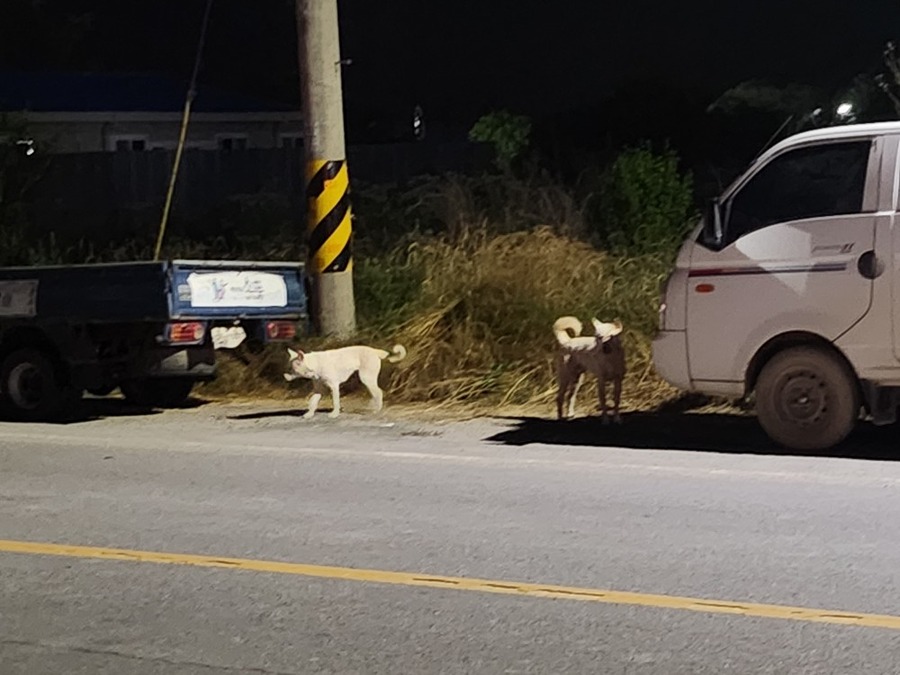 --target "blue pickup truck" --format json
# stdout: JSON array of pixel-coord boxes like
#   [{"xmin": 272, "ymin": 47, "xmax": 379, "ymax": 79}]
[{"xmin": 0, "ymin": 259, "xmax": 307, "ymax": 420}]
